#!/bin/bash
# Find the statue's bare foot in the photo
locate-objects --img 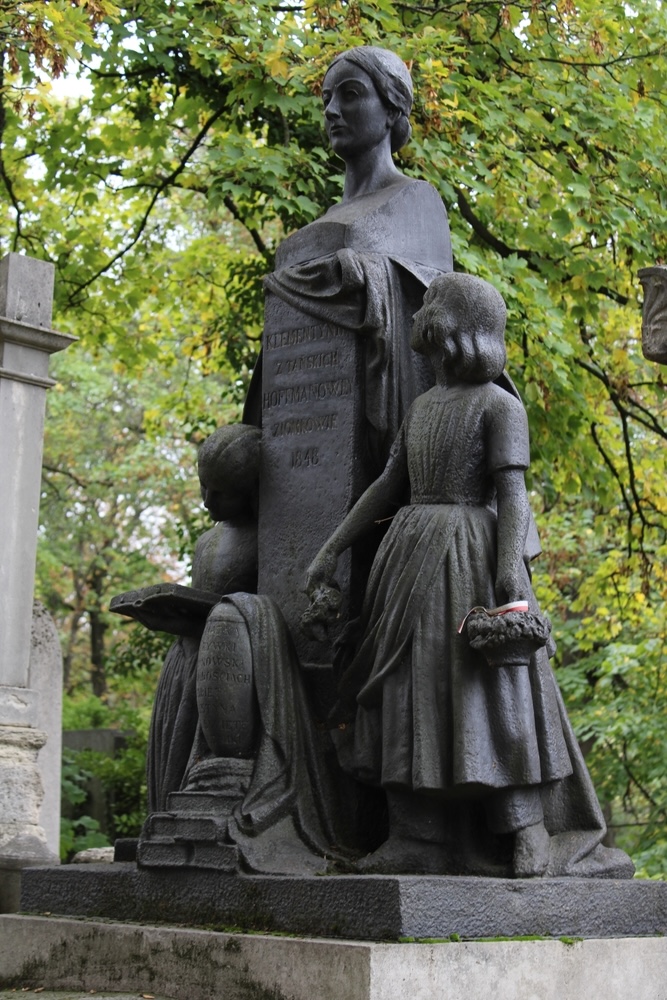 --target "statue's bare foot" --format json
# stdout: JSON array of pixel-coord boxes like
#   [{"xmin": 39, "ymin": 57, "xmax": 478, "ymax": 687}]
[
  {"xmin": 356, "ymin": 836, "xmax": 451, "ymax": 875},
  {"xmin": 513, "ymin": 820, "xmax": 550, "ymax": 878}
]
